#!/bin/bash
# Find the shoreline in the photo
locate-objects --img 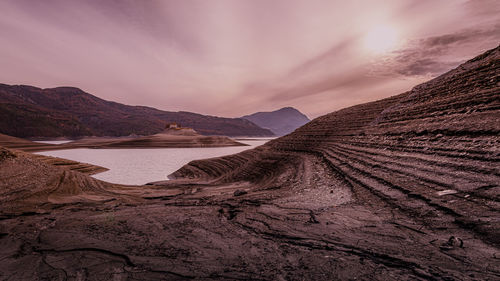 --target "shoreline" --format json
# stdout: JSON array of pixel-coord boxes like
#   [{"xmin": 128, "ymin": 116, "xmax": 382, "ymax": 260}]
[{"xmin": 1, "ymin": 132, "xmax": 248, "ymax": 152}]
